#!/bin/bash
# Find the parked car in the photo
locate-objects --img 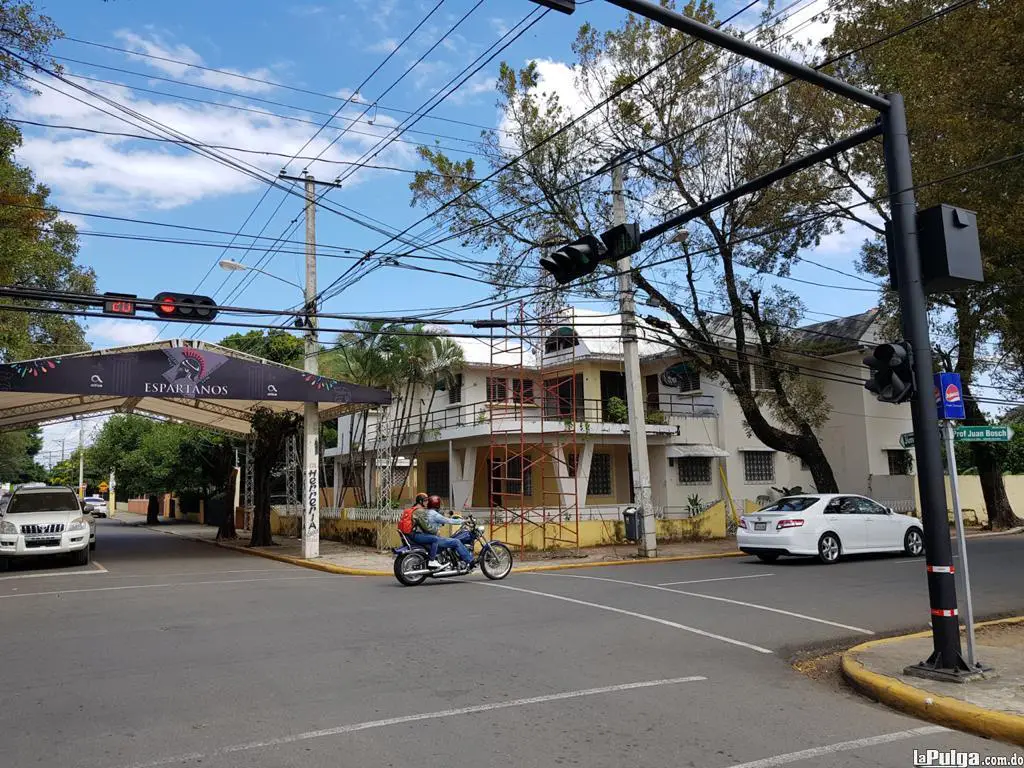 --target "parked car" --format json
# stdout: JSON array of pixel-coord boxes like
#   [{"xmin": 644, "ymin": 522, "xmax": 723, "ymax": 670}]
[
  {"xmin": 83, "ymin": 495, "xmax": 108, "ymax": 518},
  {"xmin": 0, "ymin": 485, "xmax": 93, "ymax": 569},
  {"xmin": 737, "ymin": 494, "xmax": 925, "ymax": 565}
]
